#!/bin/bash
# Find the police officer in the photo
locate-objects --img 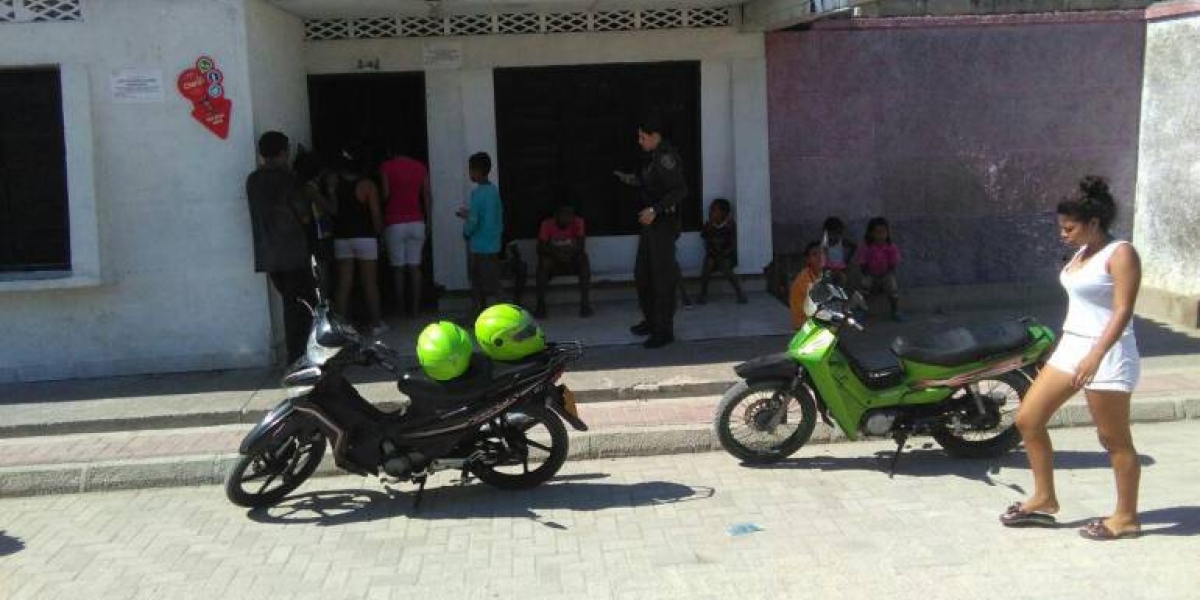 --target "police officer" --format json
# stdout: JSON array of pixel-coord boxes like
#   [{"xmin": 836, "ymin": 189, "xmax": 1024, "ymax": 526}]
[{"xmin": 615, "ymin": 116, "xmax": 687, "ymax": 349}]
